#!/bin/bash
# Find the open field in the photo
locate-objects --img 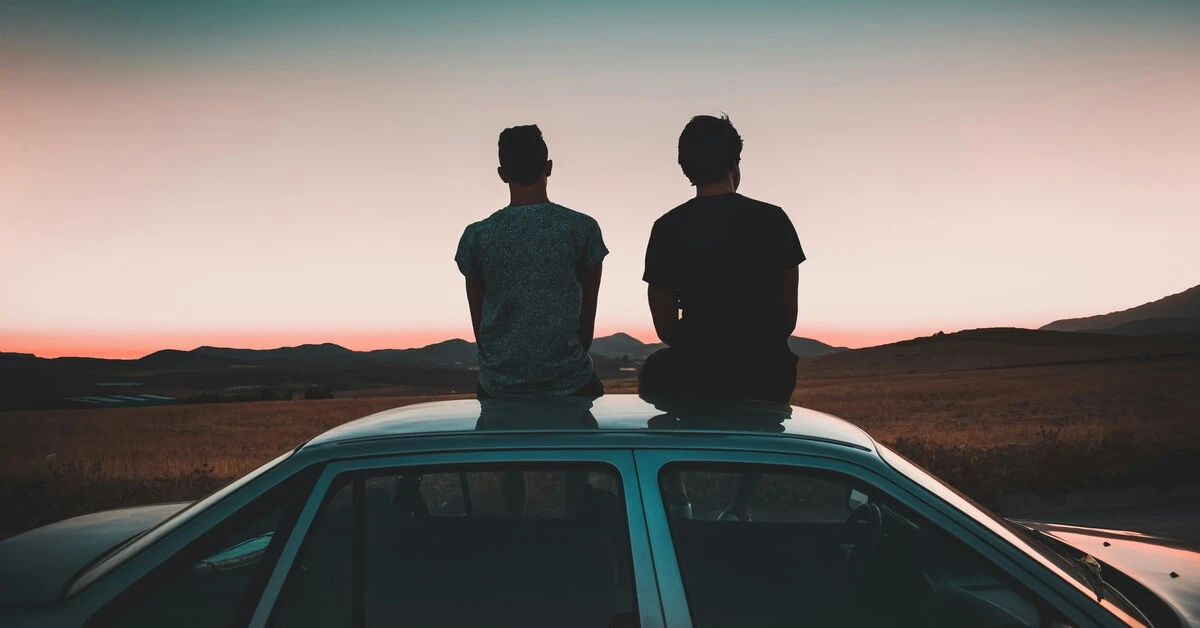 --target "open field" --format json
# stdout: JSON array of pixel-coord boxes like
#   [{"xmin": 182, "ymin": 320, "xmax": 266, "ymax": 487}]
[
  {"xmin": 797, "ymin": 355, "xmax": 1200, "ymax": 501},
  {"xmin": 2, "ymin": 342, "xmax": 1198, "ymax": 539}
]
